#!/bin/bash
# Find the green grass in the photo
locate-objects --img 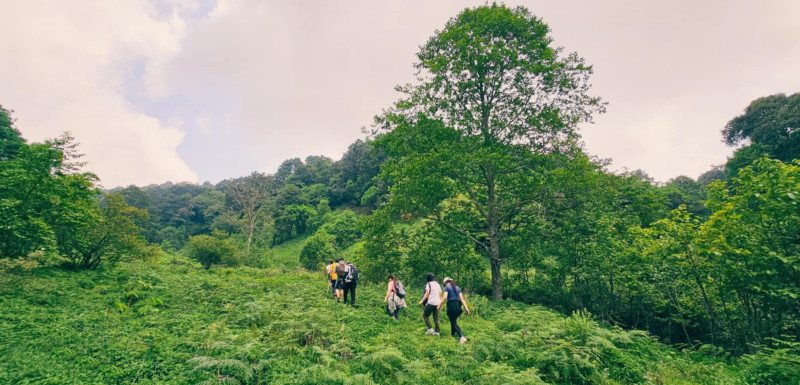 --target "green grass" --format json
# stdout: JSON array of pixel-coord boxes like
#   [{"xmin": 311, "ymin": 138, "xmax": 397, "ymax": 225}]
[{"xmin": 0, "ymin": 246, "xmax": 764, "ymax": 384}]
